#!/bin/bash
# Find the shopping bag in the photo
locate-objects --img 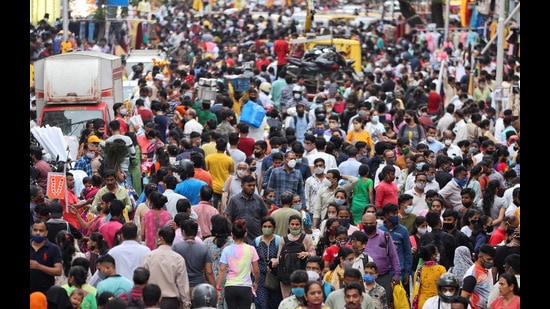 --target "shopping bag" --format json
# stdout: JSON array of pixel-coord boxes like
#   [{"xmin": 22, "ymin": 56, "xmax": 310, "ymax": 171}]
[
  {"xmin": 393, "ymin": 281, "xmax": 411, "ymax": 309},
  {"xmin": 264, "ymin": 271, "xmax": 280, "ymax": 291}
]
